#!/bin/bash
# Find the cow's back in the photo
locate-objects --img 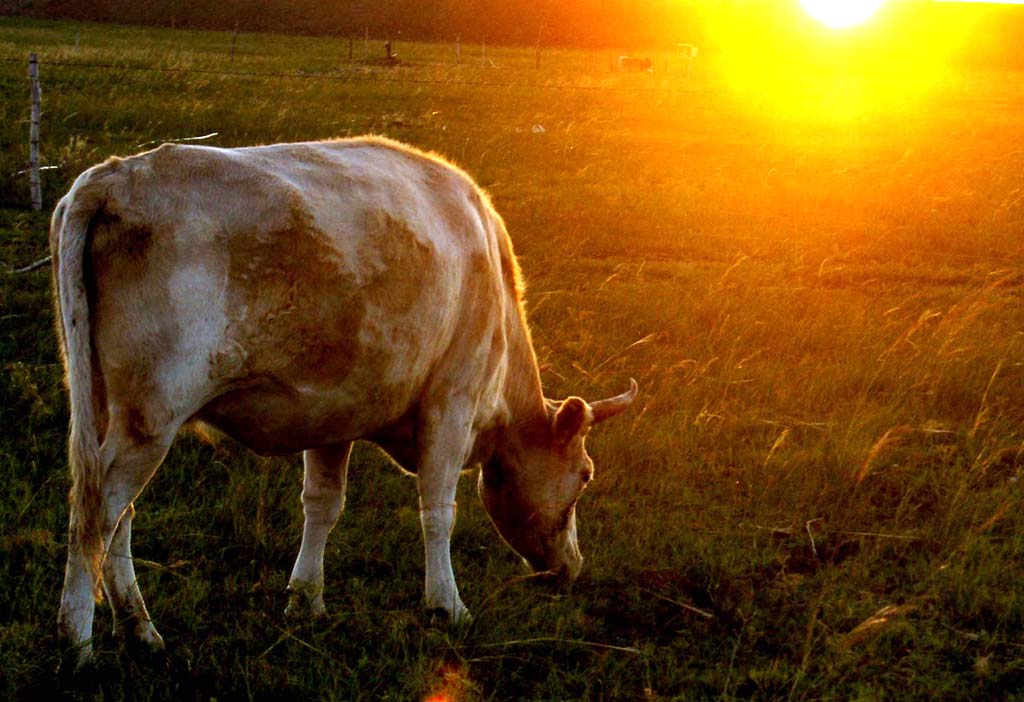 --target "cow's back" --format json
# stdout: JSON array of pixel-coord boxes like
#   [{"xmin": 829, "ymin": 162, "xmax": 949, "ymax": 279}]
[{"xmin": 84, "ymin": 138, "xmax": 508, "ymax": 455}]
